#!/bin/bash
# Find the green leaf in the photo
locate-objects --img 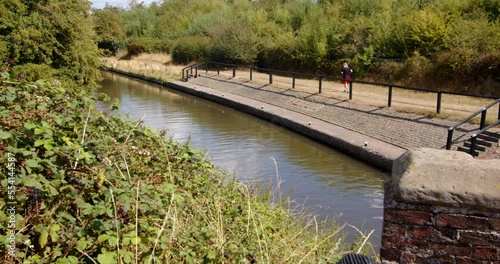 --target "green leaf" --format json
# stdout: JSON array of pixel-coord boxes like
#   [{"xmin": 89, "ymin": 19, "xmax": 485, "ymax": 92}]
[
  {"xmin": 47, "ymin": 185, "xmax": 59, "ymax": 196},
  {"xmin": 76, "ymin": 238, "xmax": 90, "ymax": 251},
  {"xmin": 39, "ymin": 229, "xmax": 49, "ymax": 248},
  {"xmin": 96, "ymin": 93, "xmax": 110, "ymax": 102},
  {"xmin": 107, "ymin": 235, "xmax": 117, "ymax": 247},
  {"xmin": 24, "ymin": 123, "xmax": 37, "ymax": 130},
  {"xmin": 25, "ymin": 159, "xmax": 39, "ymax": 168},
  {"xmin": 34, "ymin": 128, "xmax": 45, "ymax": 135},
  {"xmin": 35, "ymin": 139, "xmax": 54, "ymax": 151},
  {"xmin": 1, "ymin": 72, "xmax": 9, "ymax": 80},
  {"xmin": 44, "ymin": 142, "xmax": 54, "ymax": 151},
  {"xmin": 131, "ymin": 236, "xmax": 141, "ymax": 245},
  {"xmin": 0, "ymin": 130, "xmax": 11, "ymax": 139},
  {"xmin": 207, "ymin": 251, "xmax": 217, "ymax": 260},
  {"xmin": 50, "ymin": 224, "xmax": 61, "ymax": 243},
  {"xmin": 97, "ymin": 234, "xmax": 109, "ymax": 243},
  {"xmin": 97, "ymin": 252, "xmax": 116, "ymax": 264},
  {"xmin": 34, "ymin": 139, "xmax": 45, "ymax": 147},
  {"xmin": 55, "ymin": 256, "xmax": 79, "ymax": 264},
  {"xmin": 67, "ymin": 256, "xmax": 79, "ymax": 264},
  {"xmin": 22, "ymin": 178, "xmax": 42, "ymax": 189},
  {"xmin": 59, "ymin": 212, "xmax": 76, "ymax": 223},
  {"xmin": 110, "ymin": 100, "xmax": 121, "ymax": 111},
  {"xmin": 51, "ymin": 224, "xmax": 61, "ymax": 232}
]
